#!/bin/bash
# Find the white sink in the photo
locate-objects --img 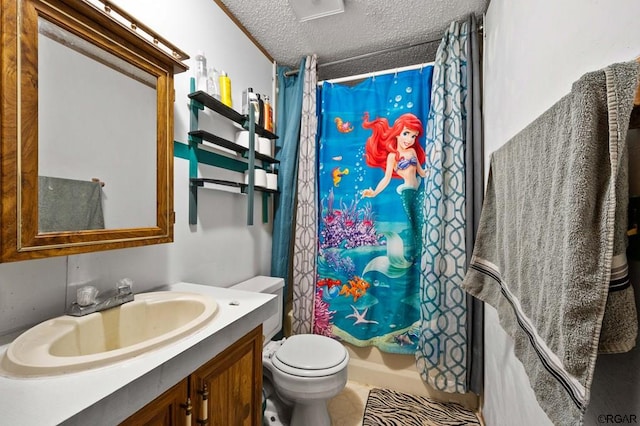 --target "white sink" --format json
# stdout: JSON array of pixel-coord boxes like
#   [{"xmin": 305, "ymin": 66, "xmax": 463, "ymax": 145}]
[{"xmin": 1, "ymin": 291, "xmax": 218, "ymax": 377}]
